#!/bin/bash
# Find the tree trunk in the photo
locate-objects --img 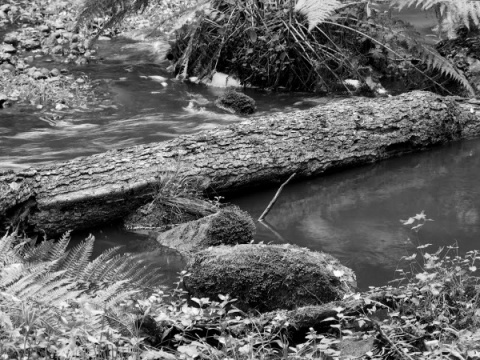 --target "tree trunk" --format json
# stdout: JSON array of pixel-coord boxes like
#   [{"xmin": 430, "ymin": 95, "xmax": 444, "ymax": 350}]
[{"xmin": 1, "ymin": 91, "xmax": 479, "ymax": 235}]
